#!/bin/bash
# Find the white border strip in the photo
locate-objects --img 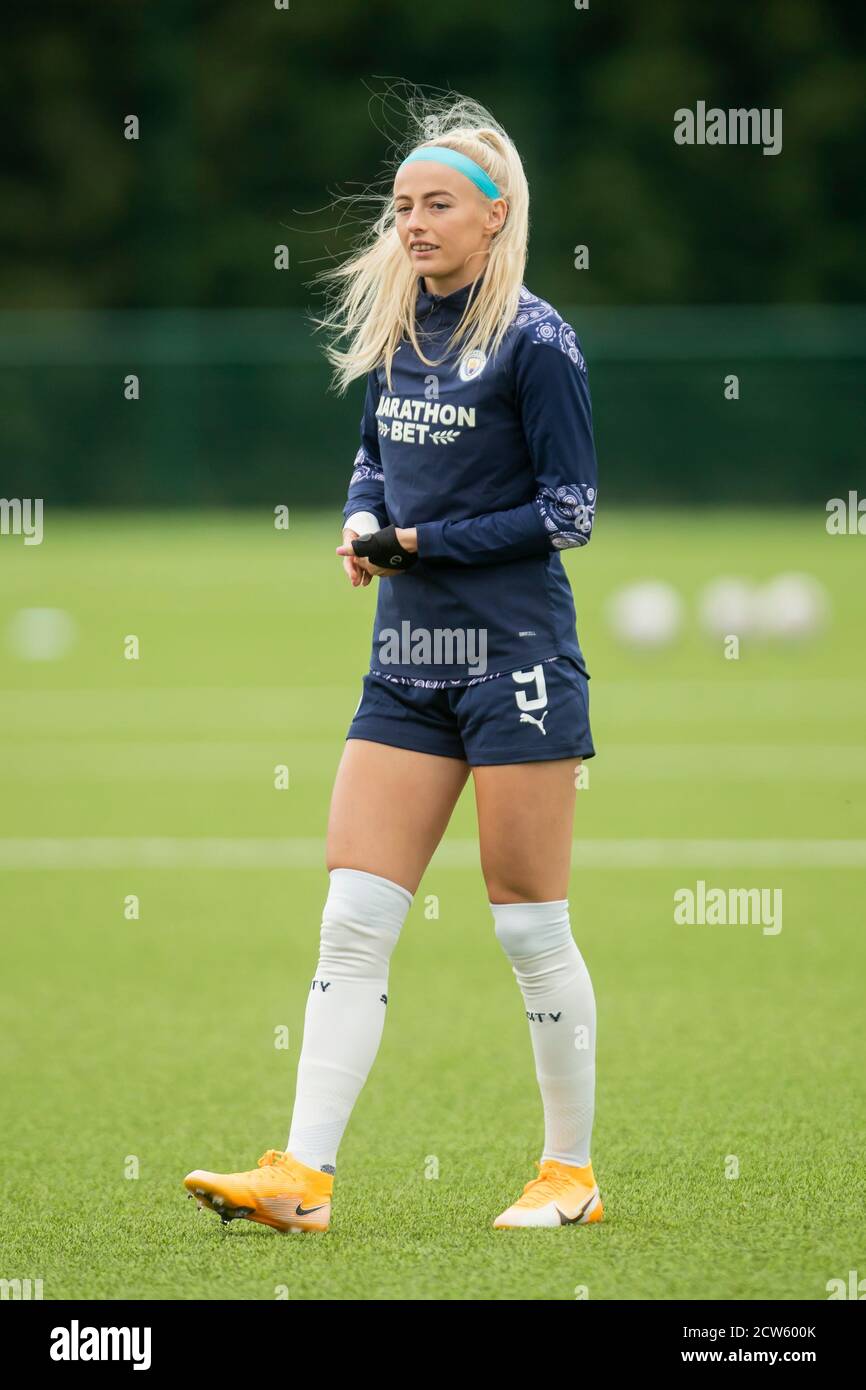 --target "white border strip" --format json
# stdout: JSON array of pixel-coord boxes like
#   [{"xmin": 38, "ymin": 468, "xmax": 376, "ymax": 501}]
[{"xmin": 0, "ymin": 839, "xmax": 864, "ymax": 870}]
